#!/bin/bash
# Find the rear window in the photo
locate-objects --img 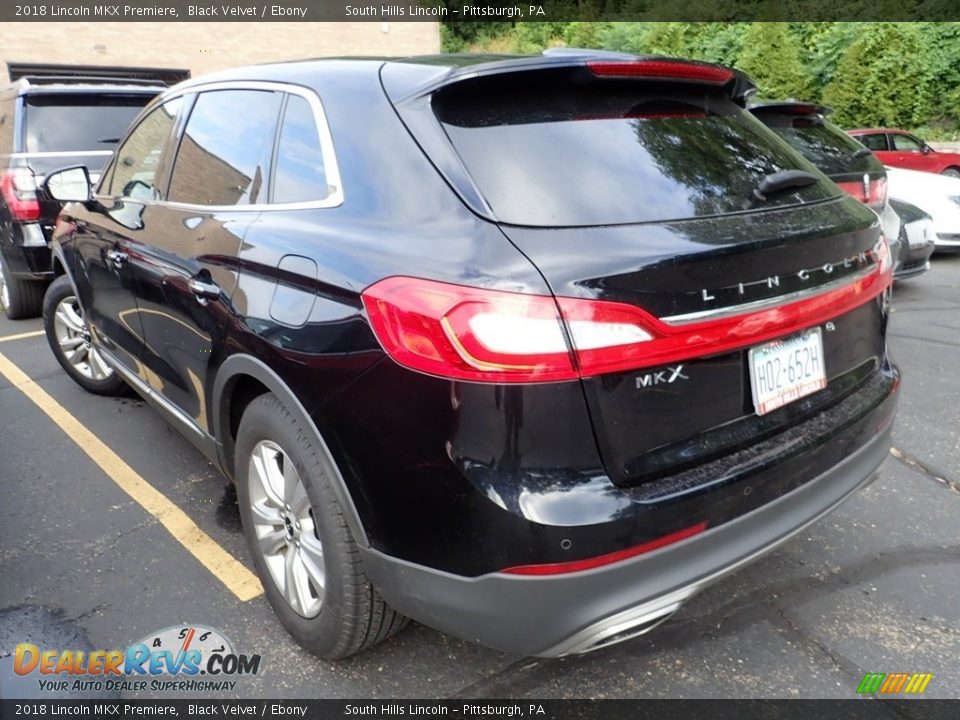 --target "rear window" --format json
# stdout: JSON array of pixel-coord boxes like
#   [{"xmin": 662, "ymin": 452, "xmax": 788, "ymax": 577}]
[
  {"xmin": 434, "ymin": 72, "xmax": 836, "ymax": 227},
  {"xmin": 24, "ymin": 93, "xmax": 152, "ymax": 156},
  {"xmin": 756, "ymin": 113, "xmax": 884, "ymax": 178}
]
